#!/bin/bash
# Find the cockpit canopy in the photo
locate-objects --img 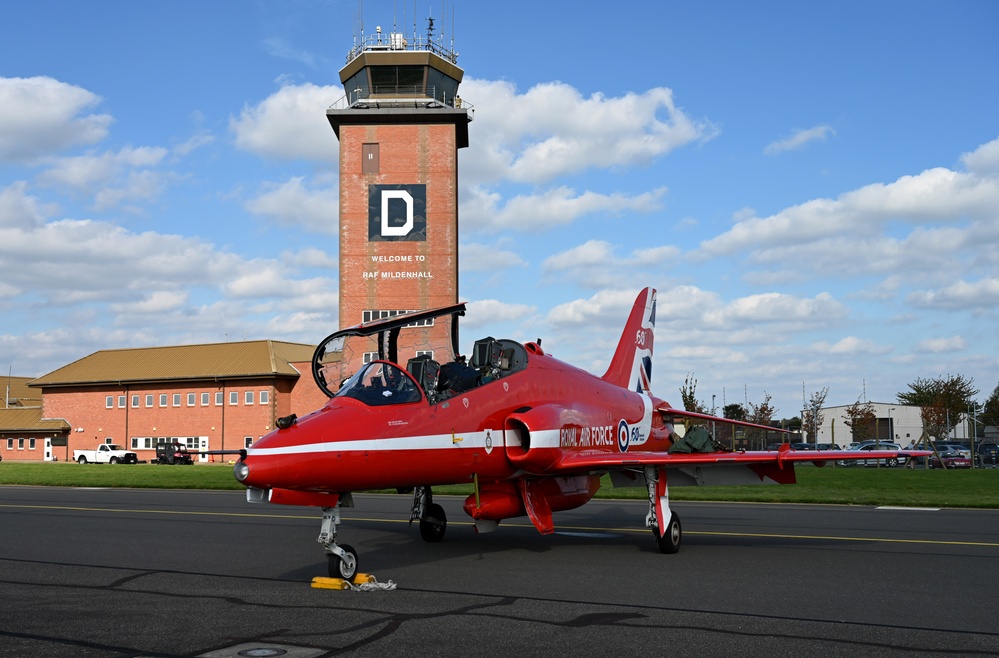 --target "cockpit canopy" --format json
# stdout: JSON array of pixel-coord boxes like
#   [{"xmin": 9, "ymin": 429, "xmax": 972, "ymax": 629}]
[{"xmin": 335, "ymin": 361, "xmax": 422, "ymax": 406}]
